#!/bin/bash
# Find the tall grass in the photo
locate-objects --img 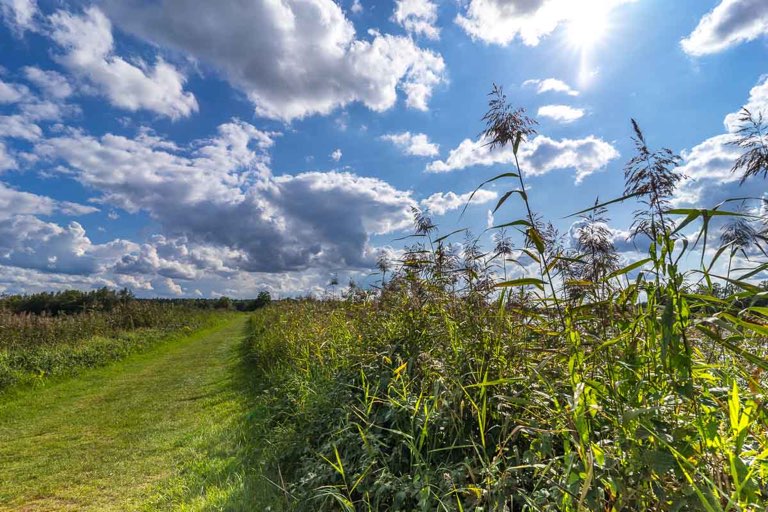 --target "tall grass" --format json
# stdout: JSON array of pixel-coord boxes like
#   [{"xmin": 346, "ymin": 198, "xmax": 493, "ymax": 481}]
[
  {"xmin": 244, "ymin": 89, "xmax": 768, "ymax": 510},
  {"xmin": 0, "ymin": 301, "xmax": 227, "ymax": 390}
]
